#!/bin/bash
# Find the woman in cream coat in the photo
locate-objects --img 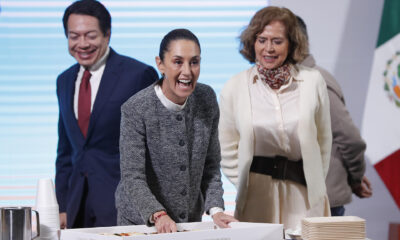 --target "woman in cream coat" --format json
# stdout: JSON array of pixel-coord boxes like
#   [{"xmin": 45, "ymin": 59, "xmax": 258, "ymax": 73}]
[{"xmin": 219, "ymin": 6, "xmax": 332, "ymax": 231}]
